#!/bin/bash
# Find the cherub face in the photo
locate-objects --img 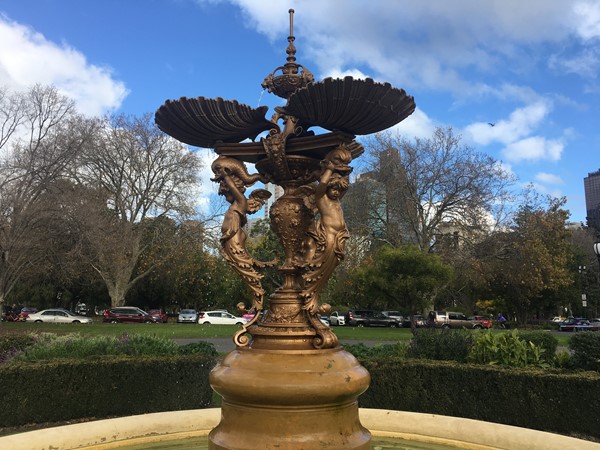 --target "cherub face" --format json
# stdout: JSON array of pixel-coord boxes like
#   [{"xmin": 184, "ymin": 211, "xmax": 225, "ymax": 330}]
[{"xmin": 327, "ymin": 186, "xmax": 341, "ymax": 199}]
